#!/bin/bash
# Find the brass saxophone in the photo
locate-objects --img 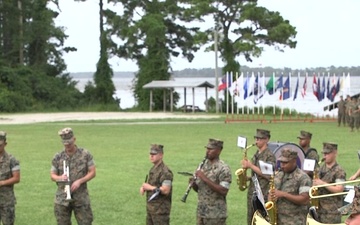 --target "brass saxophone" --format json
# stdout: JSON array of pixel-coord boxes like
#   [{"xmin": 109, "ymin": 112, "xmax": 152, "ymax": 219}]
[
  {"xmin": 310, "ymin": 158, "xmax": 325, "ymax": 209},
  {"xmin": 265, "ymin": 174, "xmax": 277, "ymax": 225},
  {"xmin": 235, "ymin": 144, "xmax": 255, "ymax": 191}
]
